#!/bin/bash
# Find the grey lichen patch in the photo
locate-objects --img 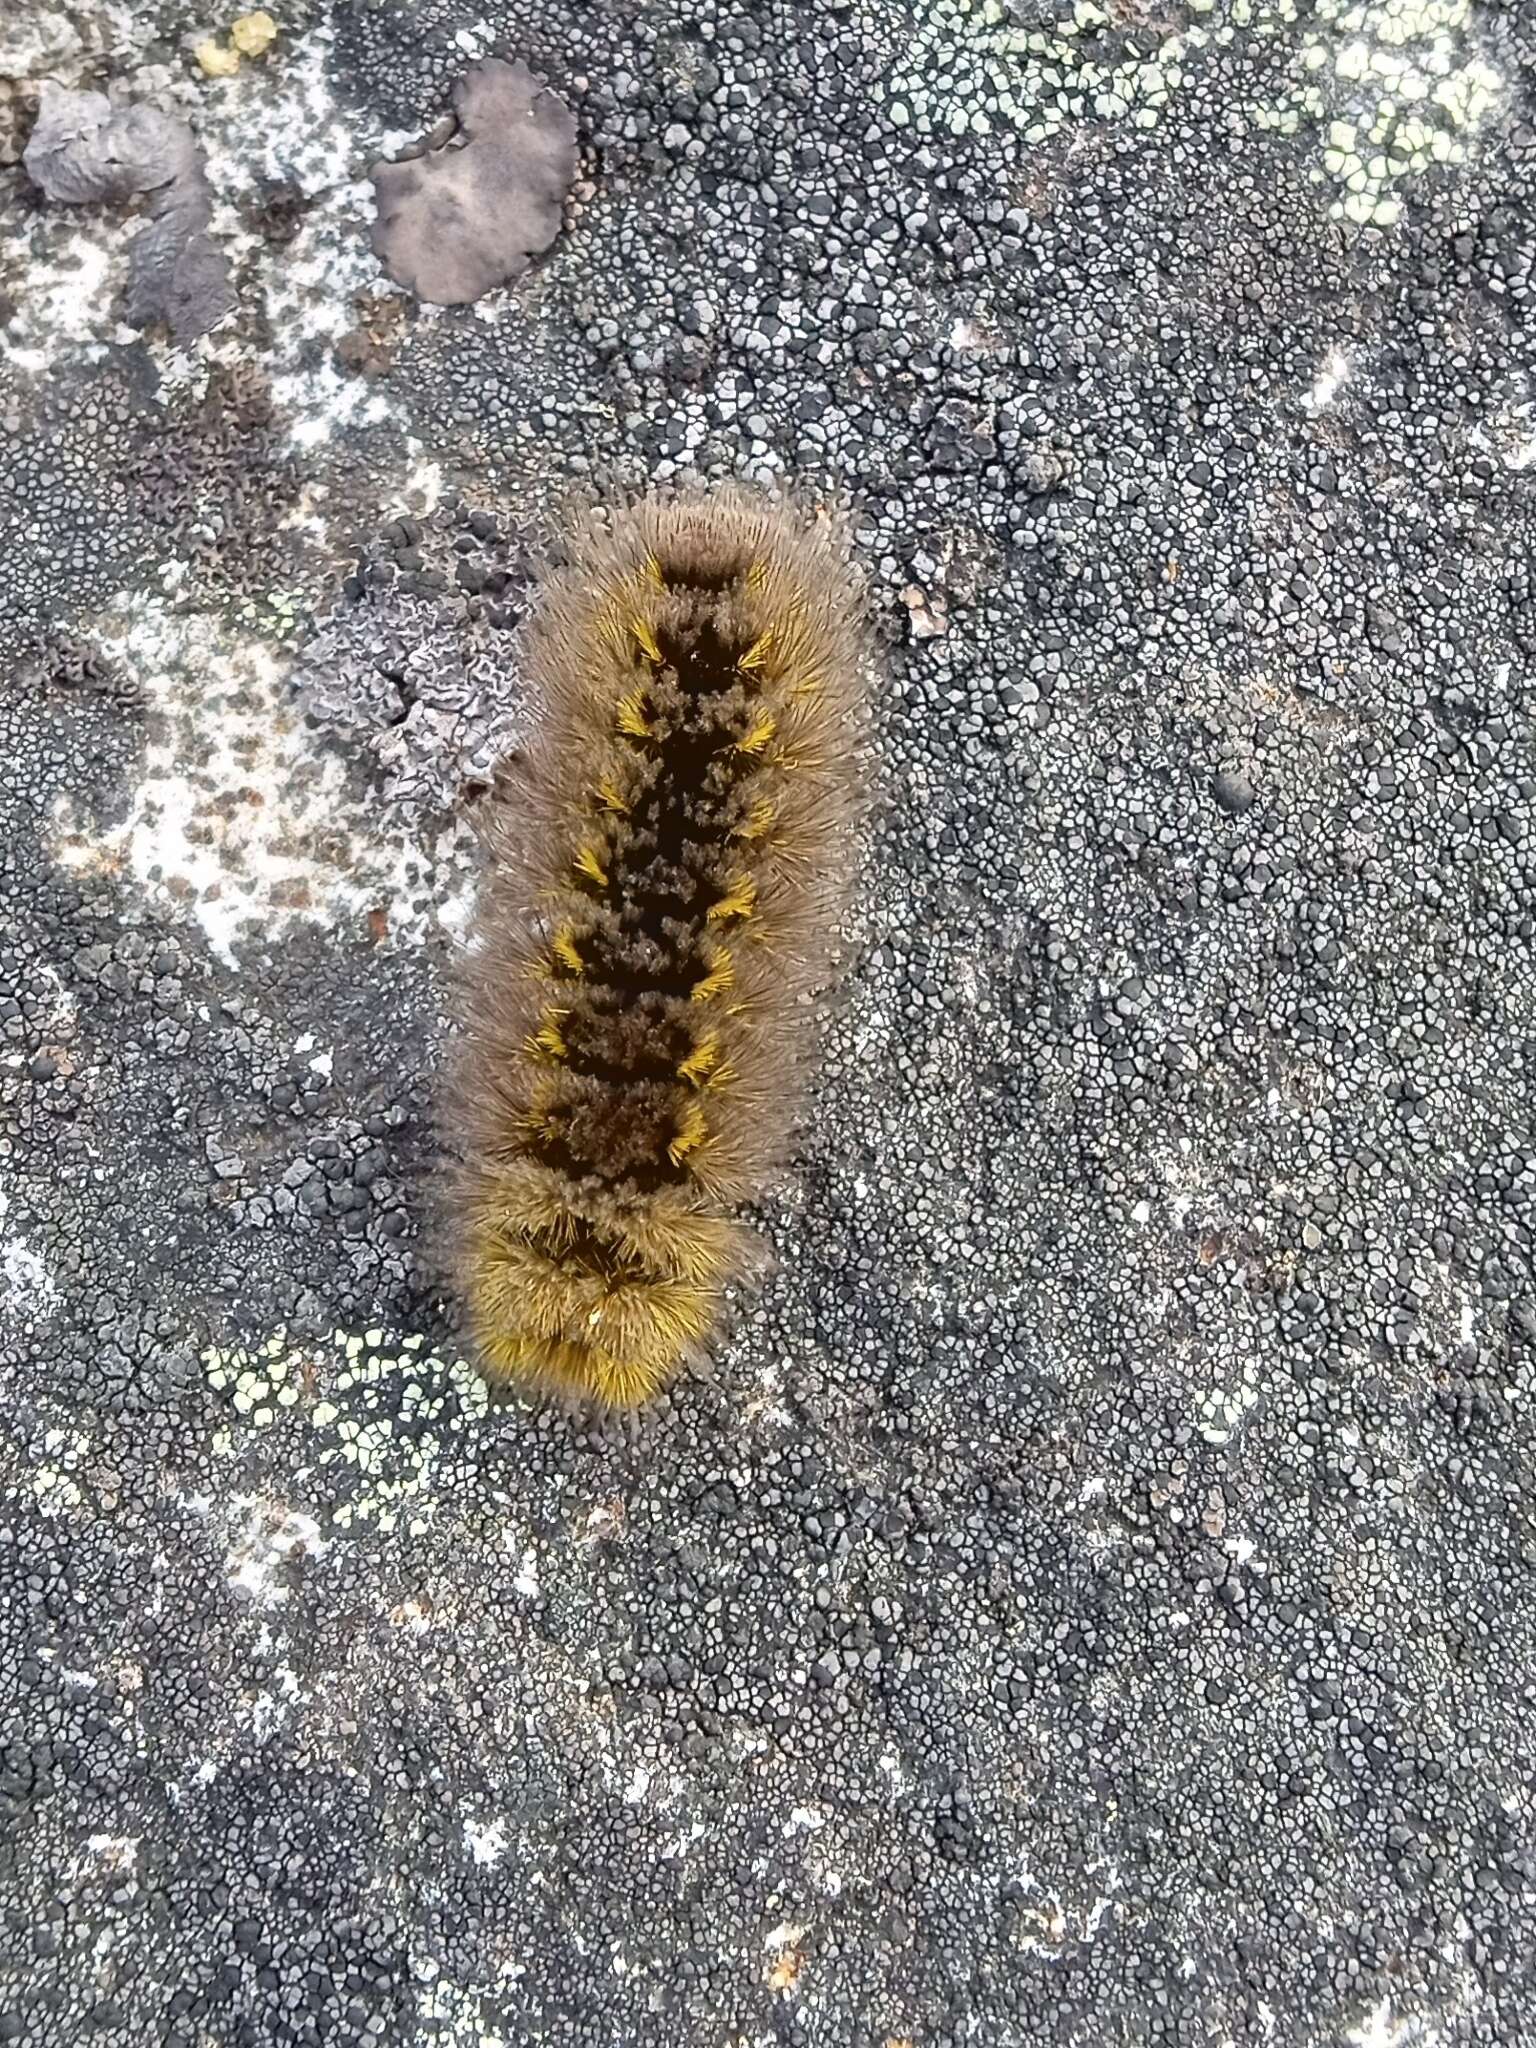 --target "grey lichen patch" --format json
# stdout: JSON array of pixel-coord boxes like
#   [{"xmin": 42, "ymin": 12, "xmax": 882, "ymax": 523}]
[
  {"xmin": 22, "ymin": 81, "xmax": 235, "ymax": 339},
  {"xmin": 201, "ymin": 1326, "xmax": 488, "ymax": 1530},
  {"xmin": 291, "ymin": 496, "xmax": 533, "ymax": 819},
  {"xmin": 877, "ymin": 0, "xmax": 1500, "ymax": 226},
  {"xmin": 370, "ymin": 57, "xmax": 577, "ymax": 306}
]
